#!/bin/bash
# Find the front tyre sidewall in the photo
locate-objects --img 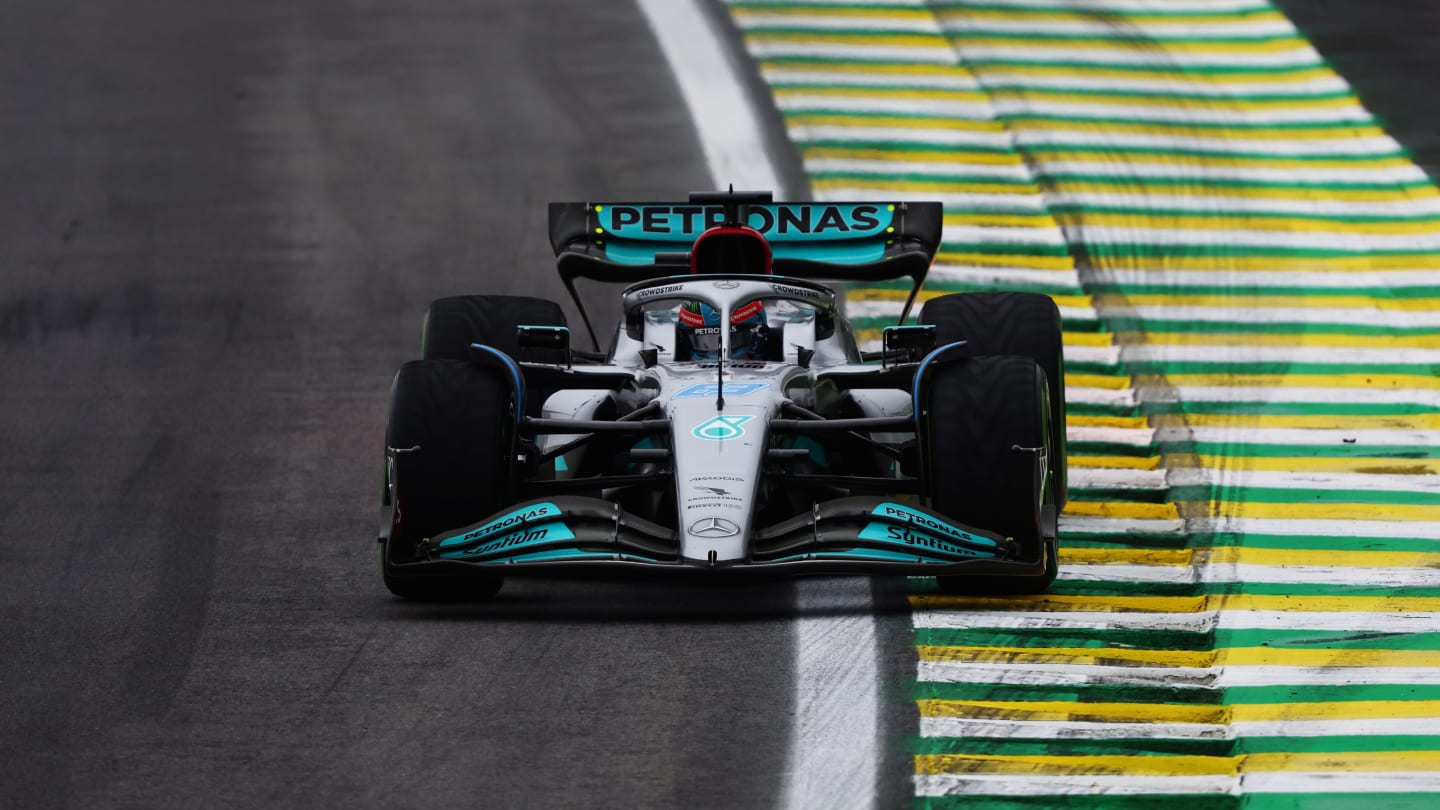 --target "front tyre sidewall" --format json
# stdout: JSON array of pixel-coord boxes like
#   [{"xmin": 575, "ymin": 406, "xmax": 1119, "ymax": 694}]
[{"xmin": 382, "ymin": 359, "xmax": 511, "ymax": 600}]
